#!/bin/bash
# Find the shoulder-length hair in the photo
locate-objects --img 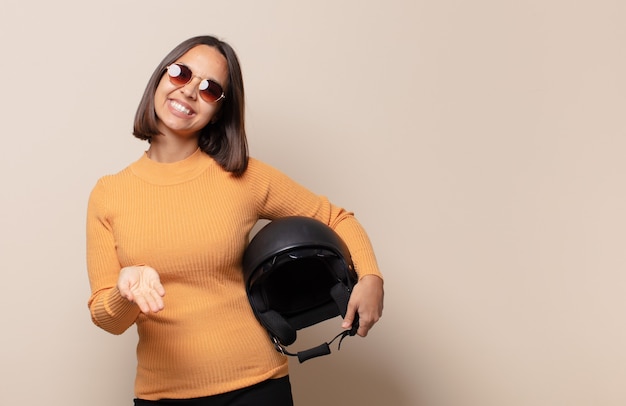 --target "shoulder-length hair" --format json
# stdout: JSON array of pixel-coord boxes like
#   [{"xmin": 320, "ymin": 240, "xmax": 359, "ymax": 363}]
[{"xmin": 133, "ymin": 35, "xmax": 248, "ymax": 175}]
